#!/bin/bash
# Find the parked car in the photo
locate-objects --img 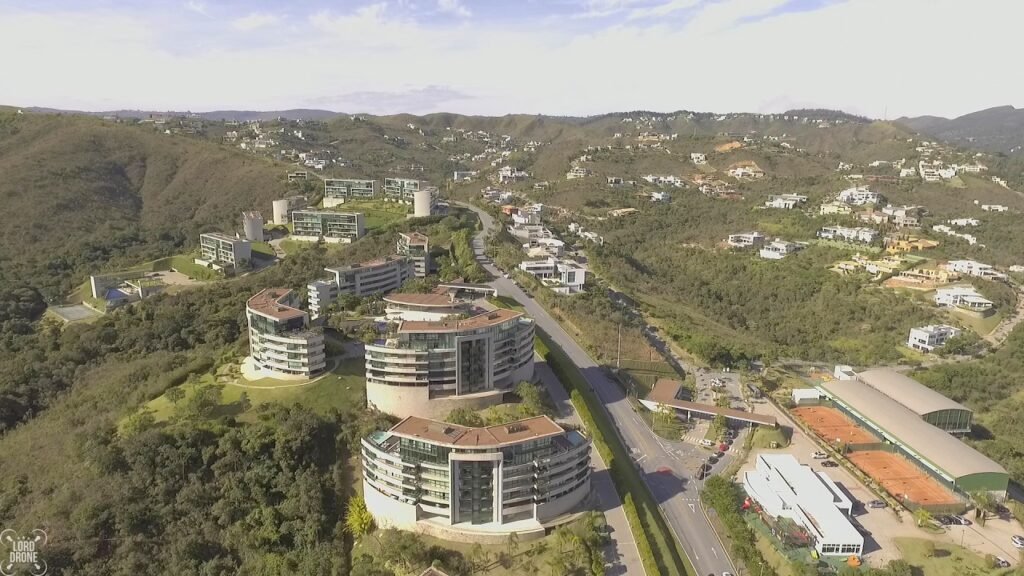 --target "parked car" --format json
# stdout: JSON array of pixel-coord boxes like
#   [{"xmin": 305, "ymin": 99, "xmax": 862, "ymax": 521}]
[
  {"xmin": 700, "ymin": 439, "xmax": 715, "ymax": 447},
  {"xmin": 995, "ymin": 557, "xmax": 1011, "ymax": 568},
  {"xmin": 715, "ymin": 451, "xmax": 725, "ymax": 459},
  {"xmin": 935, "ymin": 515, "xmax": 954, "ymax": 526},
  {"xmin": 1011, "ymin": 535, "xmax": 1024, "ymax": 549},
  {"xmin": 811, "ymin": 451, "xmax": 828, "ymax": 459},
  {"xmin": 950, "ymin": 515, "xmax": 972, "ymax": 526},
  {"xmin": 821, "ymin": 460, "xmax": 839, "ymax": 468},
  {"xmin": 719, "ymin": 443, "xmax": 729, "ymax": 452},
  {"xmin": 867, "ymin": 500, "xmax": 887, "ymax": 509}
]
